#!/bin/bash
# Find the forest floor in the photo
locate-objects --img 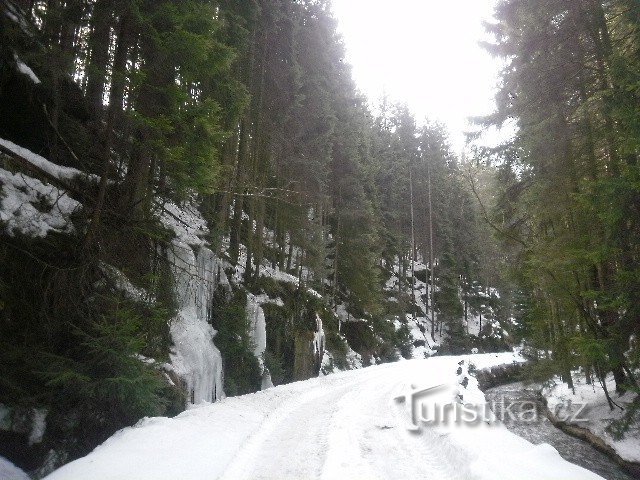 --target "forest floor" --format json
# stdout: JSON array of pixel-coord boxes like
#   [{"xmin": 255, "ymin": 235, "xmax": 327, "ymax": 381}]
[{"xmin": 43, "ymin": 352, "xmax": 604, "ymax": 480}]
